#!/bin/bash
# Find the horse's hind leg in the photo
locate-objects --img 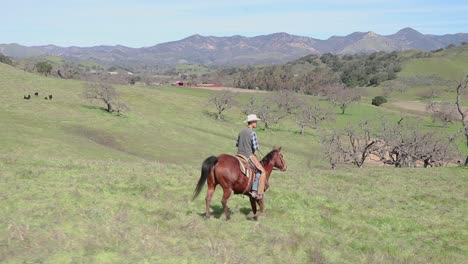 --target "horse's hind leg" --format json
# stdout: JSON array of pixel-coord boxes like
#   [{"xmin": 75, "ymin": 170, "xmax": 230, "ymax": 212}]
[
  {"xmin": 221, "ymin": 188, "xmax": 233, "ymax": 220},
  {"xmin": 205, "ymin": 184, "xmax": 216, "ymax": 219}
]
